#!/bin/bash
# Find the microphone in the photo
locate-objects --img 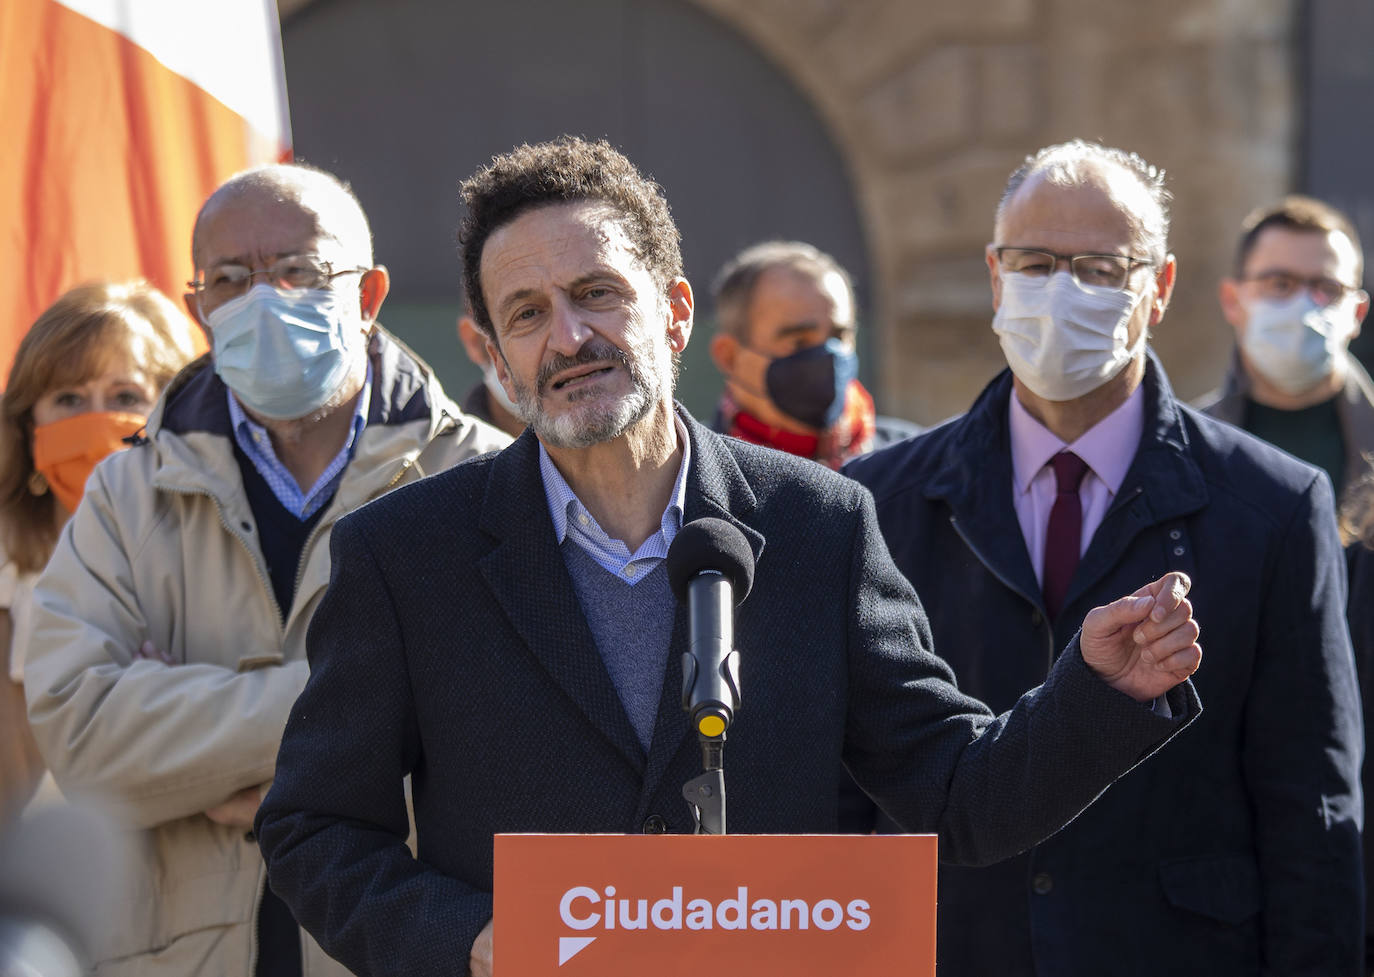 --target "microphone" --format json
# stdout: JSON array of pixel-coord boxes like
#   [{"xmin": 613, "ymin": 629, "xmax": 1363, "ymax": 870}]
[
  {"xmin": 666, "ymin": 518, "xmax": 755, "ymax": 741},
  {"xmin": 0, "ymin": 803, "xmax": 129, "ymax": 975}
]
